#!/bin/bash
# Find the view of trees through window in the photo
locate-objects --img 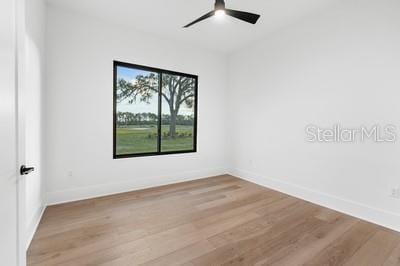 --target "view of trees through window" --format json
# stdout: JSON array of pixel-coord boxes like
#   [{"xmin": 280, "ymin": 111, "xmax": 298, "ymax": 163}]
[{"xmin": 114, "ymin": 62, "xmax": 197, "ymax": 158}]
